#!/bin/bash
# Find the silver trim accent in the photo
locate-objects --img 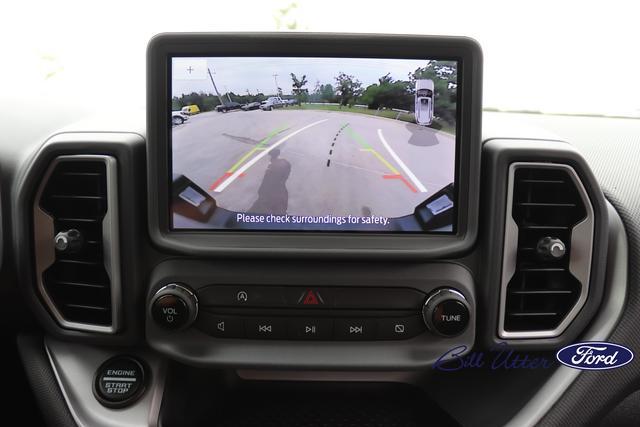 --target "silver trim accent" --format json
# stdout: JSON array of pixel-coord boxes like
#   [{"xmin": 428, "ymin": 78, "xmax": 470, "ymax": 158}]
[
  {"xmin": 33, "ymin": 155, "xmax": 121, "ymax": 333},
  {"xmin": 45, "ymin": 341, "xmax": 84, "ymax": 427},
  {"xmin": 498, "ymin": 163, "xmax": 595, "ymax": 339}
]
